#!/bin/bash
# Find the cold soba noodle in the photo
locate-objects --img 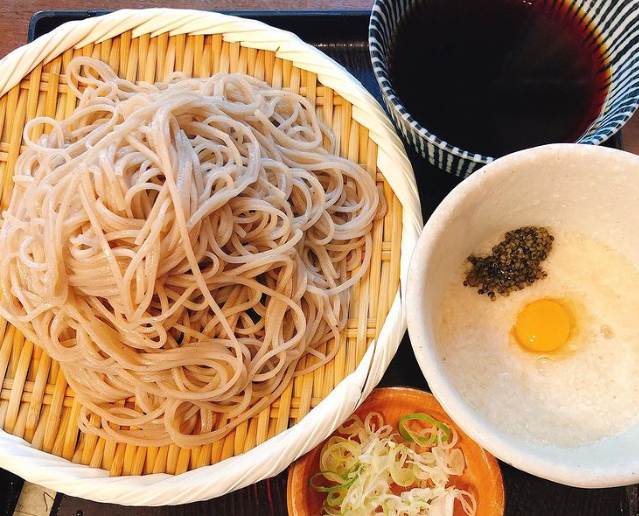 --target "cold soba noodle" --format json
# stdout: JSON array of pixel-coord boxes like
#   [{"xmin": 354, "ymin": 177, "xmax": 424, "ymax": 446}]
[{"xmin": 0, "ymin": 57, "xmax": 381, "ymax": 447}]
